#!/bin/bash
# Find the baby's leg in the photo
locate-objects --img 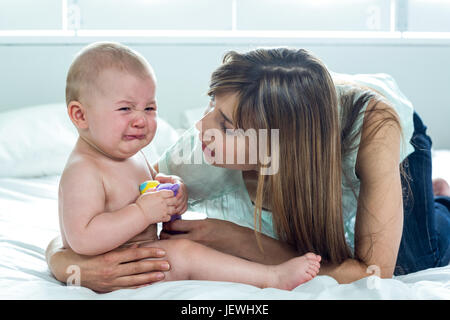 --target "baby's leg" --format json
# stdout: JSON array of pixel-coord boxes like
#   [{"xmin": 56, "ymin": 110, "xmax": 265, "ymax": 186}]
[{"xmin": 141, "ymin": 239, "xmax": 320, "ymax": 290}]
